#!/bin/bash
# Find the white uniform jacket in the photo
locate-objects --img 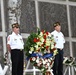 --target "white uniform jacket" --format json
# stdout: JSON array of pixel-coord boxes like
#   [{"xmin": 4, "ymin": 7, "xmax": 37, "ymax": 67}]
[
  {"xmin": 51, "ymin": 30, "xmax": 65, "ymax": 49},
  {"xmin": 7, "ymin": 32, "xmax": 24, "ymax": 50}
]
